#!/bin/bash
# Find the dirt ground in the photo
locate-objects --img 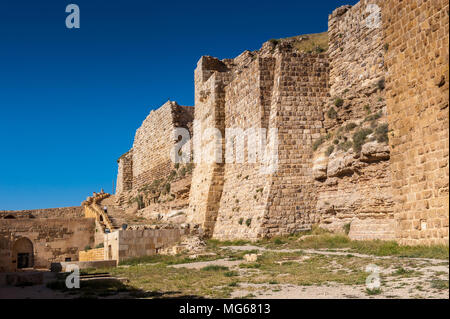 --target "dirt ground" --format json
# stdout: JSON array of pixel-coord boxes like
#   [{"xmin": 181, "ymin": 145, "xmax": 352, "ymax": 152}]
[{"xmin": 1, "ymin": 236, "xmax": 448, "ymax": 299}]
